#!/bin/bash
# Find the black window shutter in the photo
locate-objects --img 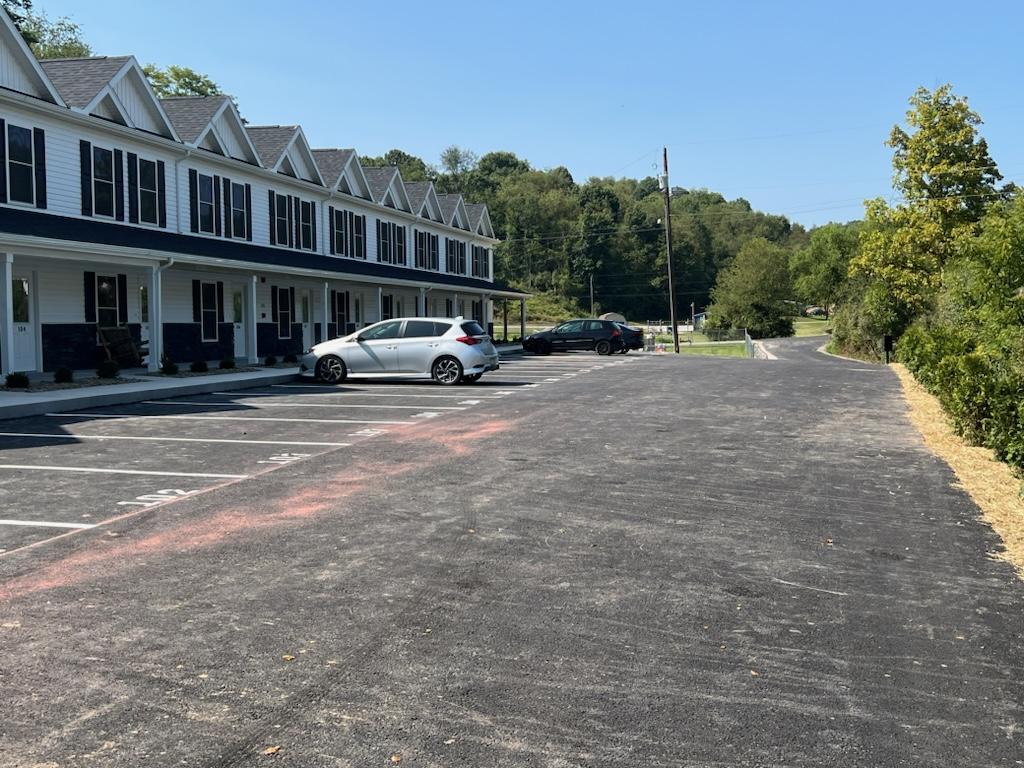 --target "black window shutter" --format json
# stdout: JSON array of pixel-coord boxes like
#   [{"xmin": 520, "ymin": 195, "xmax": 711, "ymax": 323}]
[
  {"xmin": 222, "ymin": 177, "xmax": 232, "ymax": 239},
  {"xmin": 286, "ymin": 196, "xmax": 294, "ymax": 248},
  {"xmin": 192, "ymin": 279, "xmax": 202, "ymax": 322},
  {"xmin": 291, "ymin": 197, "xmax": 299, "ymax": 248},
  {"xmin": 213, "ymin": 174, "xmax": 221, "ymax": 236},
  {"xmin": 84, "ymin": 271, "xmax": 96, "ymax": 323},
  {"xmin": 80, "ymin": 140, "xmax": 93, "ymax": 216},
  {"xmin": 289, "ymin": 286, "xmax": 296, "ymax": 324},
  {"xmin": 244, "ymin": 184, "xmax": 252, "ymax": 241},
  {"xmin": 271, "ymin": 285, "xmax": 278, "ymax": 320},
  {"xmin": 360, "ymin": 215, "xmax": 367, "ymax": 257},
  {"xmin": 126, "ymin": 152, "xmax": 138, "ymax": 223},
  {"xmin": 0, "ymin": 119, "xmax": 7, "ymax": 204},
  {"xmin": 32, "ymin": 127, "xmax": 45, "ymax": 209},
  {"xmin": 156, "ymin": 160, "xmax": 167, "ymax": 228},
  {"xmin": 331, "ymin": 289, "xmax": 337, "ymax": 319},
  {"xmin": 113, "ymin": 149, "xmax": 125, "ymax": 221},
  {"xmin": 310, "ymin": 201, "xmax": 316, "ymax": 250},
  {"xmin": 188, "ymin": 168, "xmax": 198, "ymax": 232},
  {"xmin": 268, "ymin": 190, "xmax": 276, "ymax": 244},
  {"xmin": 216, "ymin": 281, "xmax": 225, "ymax": 323},
  {"xmin": 328, "ymin": 206, "xmax": 336, "ymax": 254},
  {"xmin": 117, "ymin": 273, "xmax": 128, "ymax": 324}
]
